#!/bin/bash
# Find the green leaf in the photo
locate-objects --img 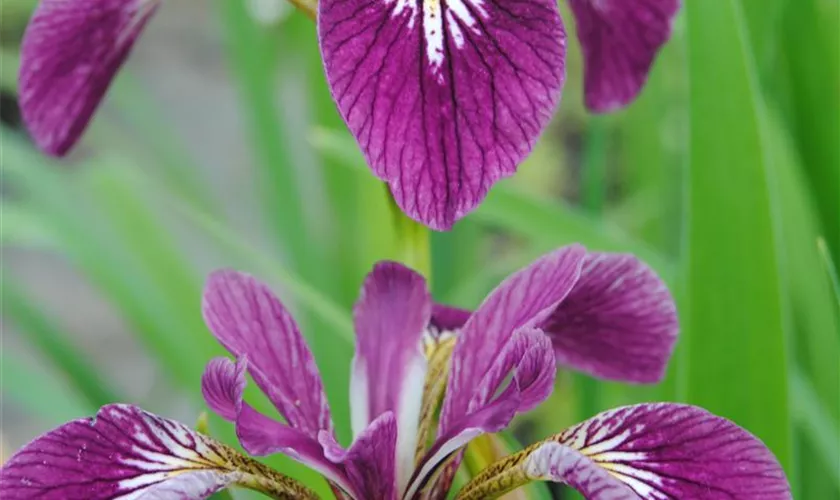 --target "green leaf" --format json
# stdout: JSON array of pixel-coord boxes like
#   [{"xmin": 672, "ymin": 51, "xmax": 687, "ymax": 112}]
[
  {"xmin": 780, "ymin": 0, "xmax": 839, "ymax": 266},
  {"xmin": 682, "ymin": 0, "xmax": 791, "ymax": 472},
  {"xmin": 0, "ymin": 351, "xmax": 93, "ymax": 426},
  {"xmin": 1, "ymin": 277, "xmax": 122, "ymax": 409}
]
